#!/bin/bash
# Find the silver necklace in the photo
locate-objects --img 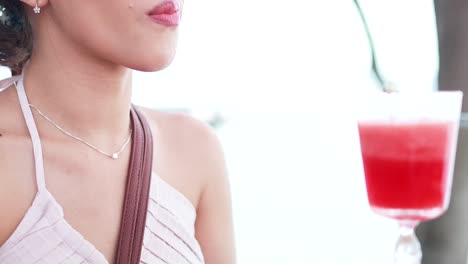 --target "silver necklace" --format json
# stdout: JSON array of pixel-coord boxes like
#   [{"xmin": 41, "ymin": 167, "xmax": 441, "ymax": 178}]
[{"xmin": 29, "ymin": 104, "xmax": 132, "ymax": 160}]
